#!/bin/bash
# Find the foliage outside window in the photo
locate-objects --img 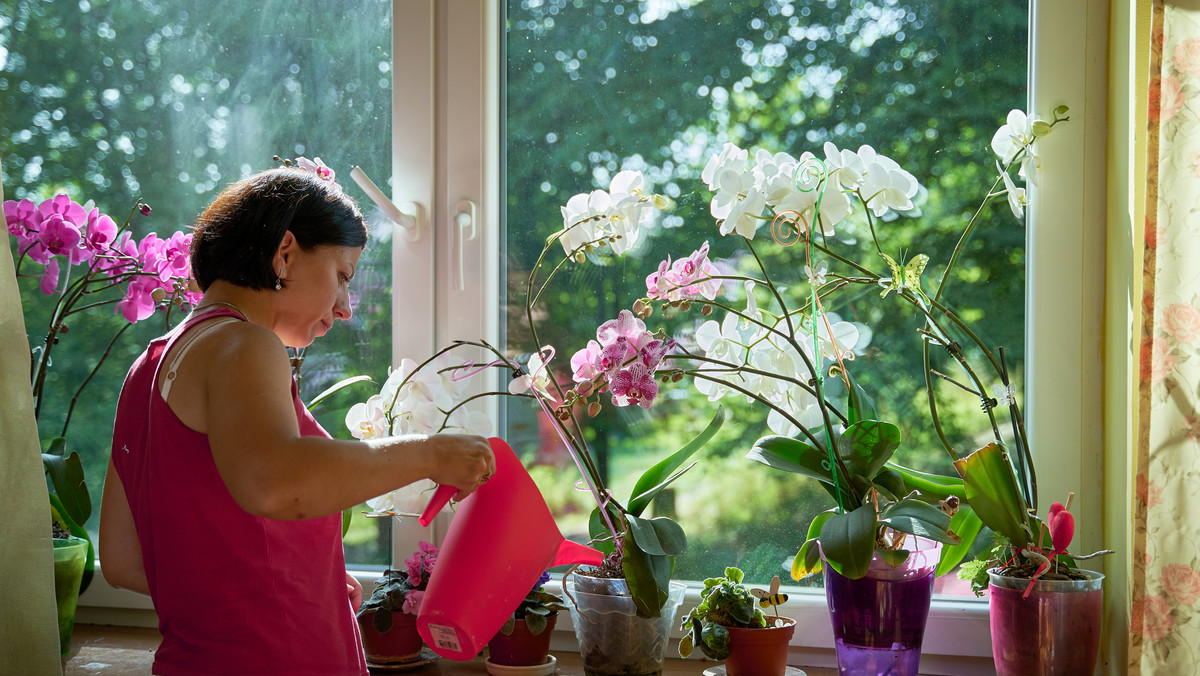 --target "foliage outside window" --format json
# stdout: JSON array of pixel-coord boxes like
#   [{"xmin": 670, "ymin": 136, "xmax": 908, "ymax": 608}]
[
  {"xmin": 503, "ymin": 0, "xmax": 1028, "ymax": 587},
  {"xmin": 1, "ymin": 0, "xmax": 395, "ymax": 567}
]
